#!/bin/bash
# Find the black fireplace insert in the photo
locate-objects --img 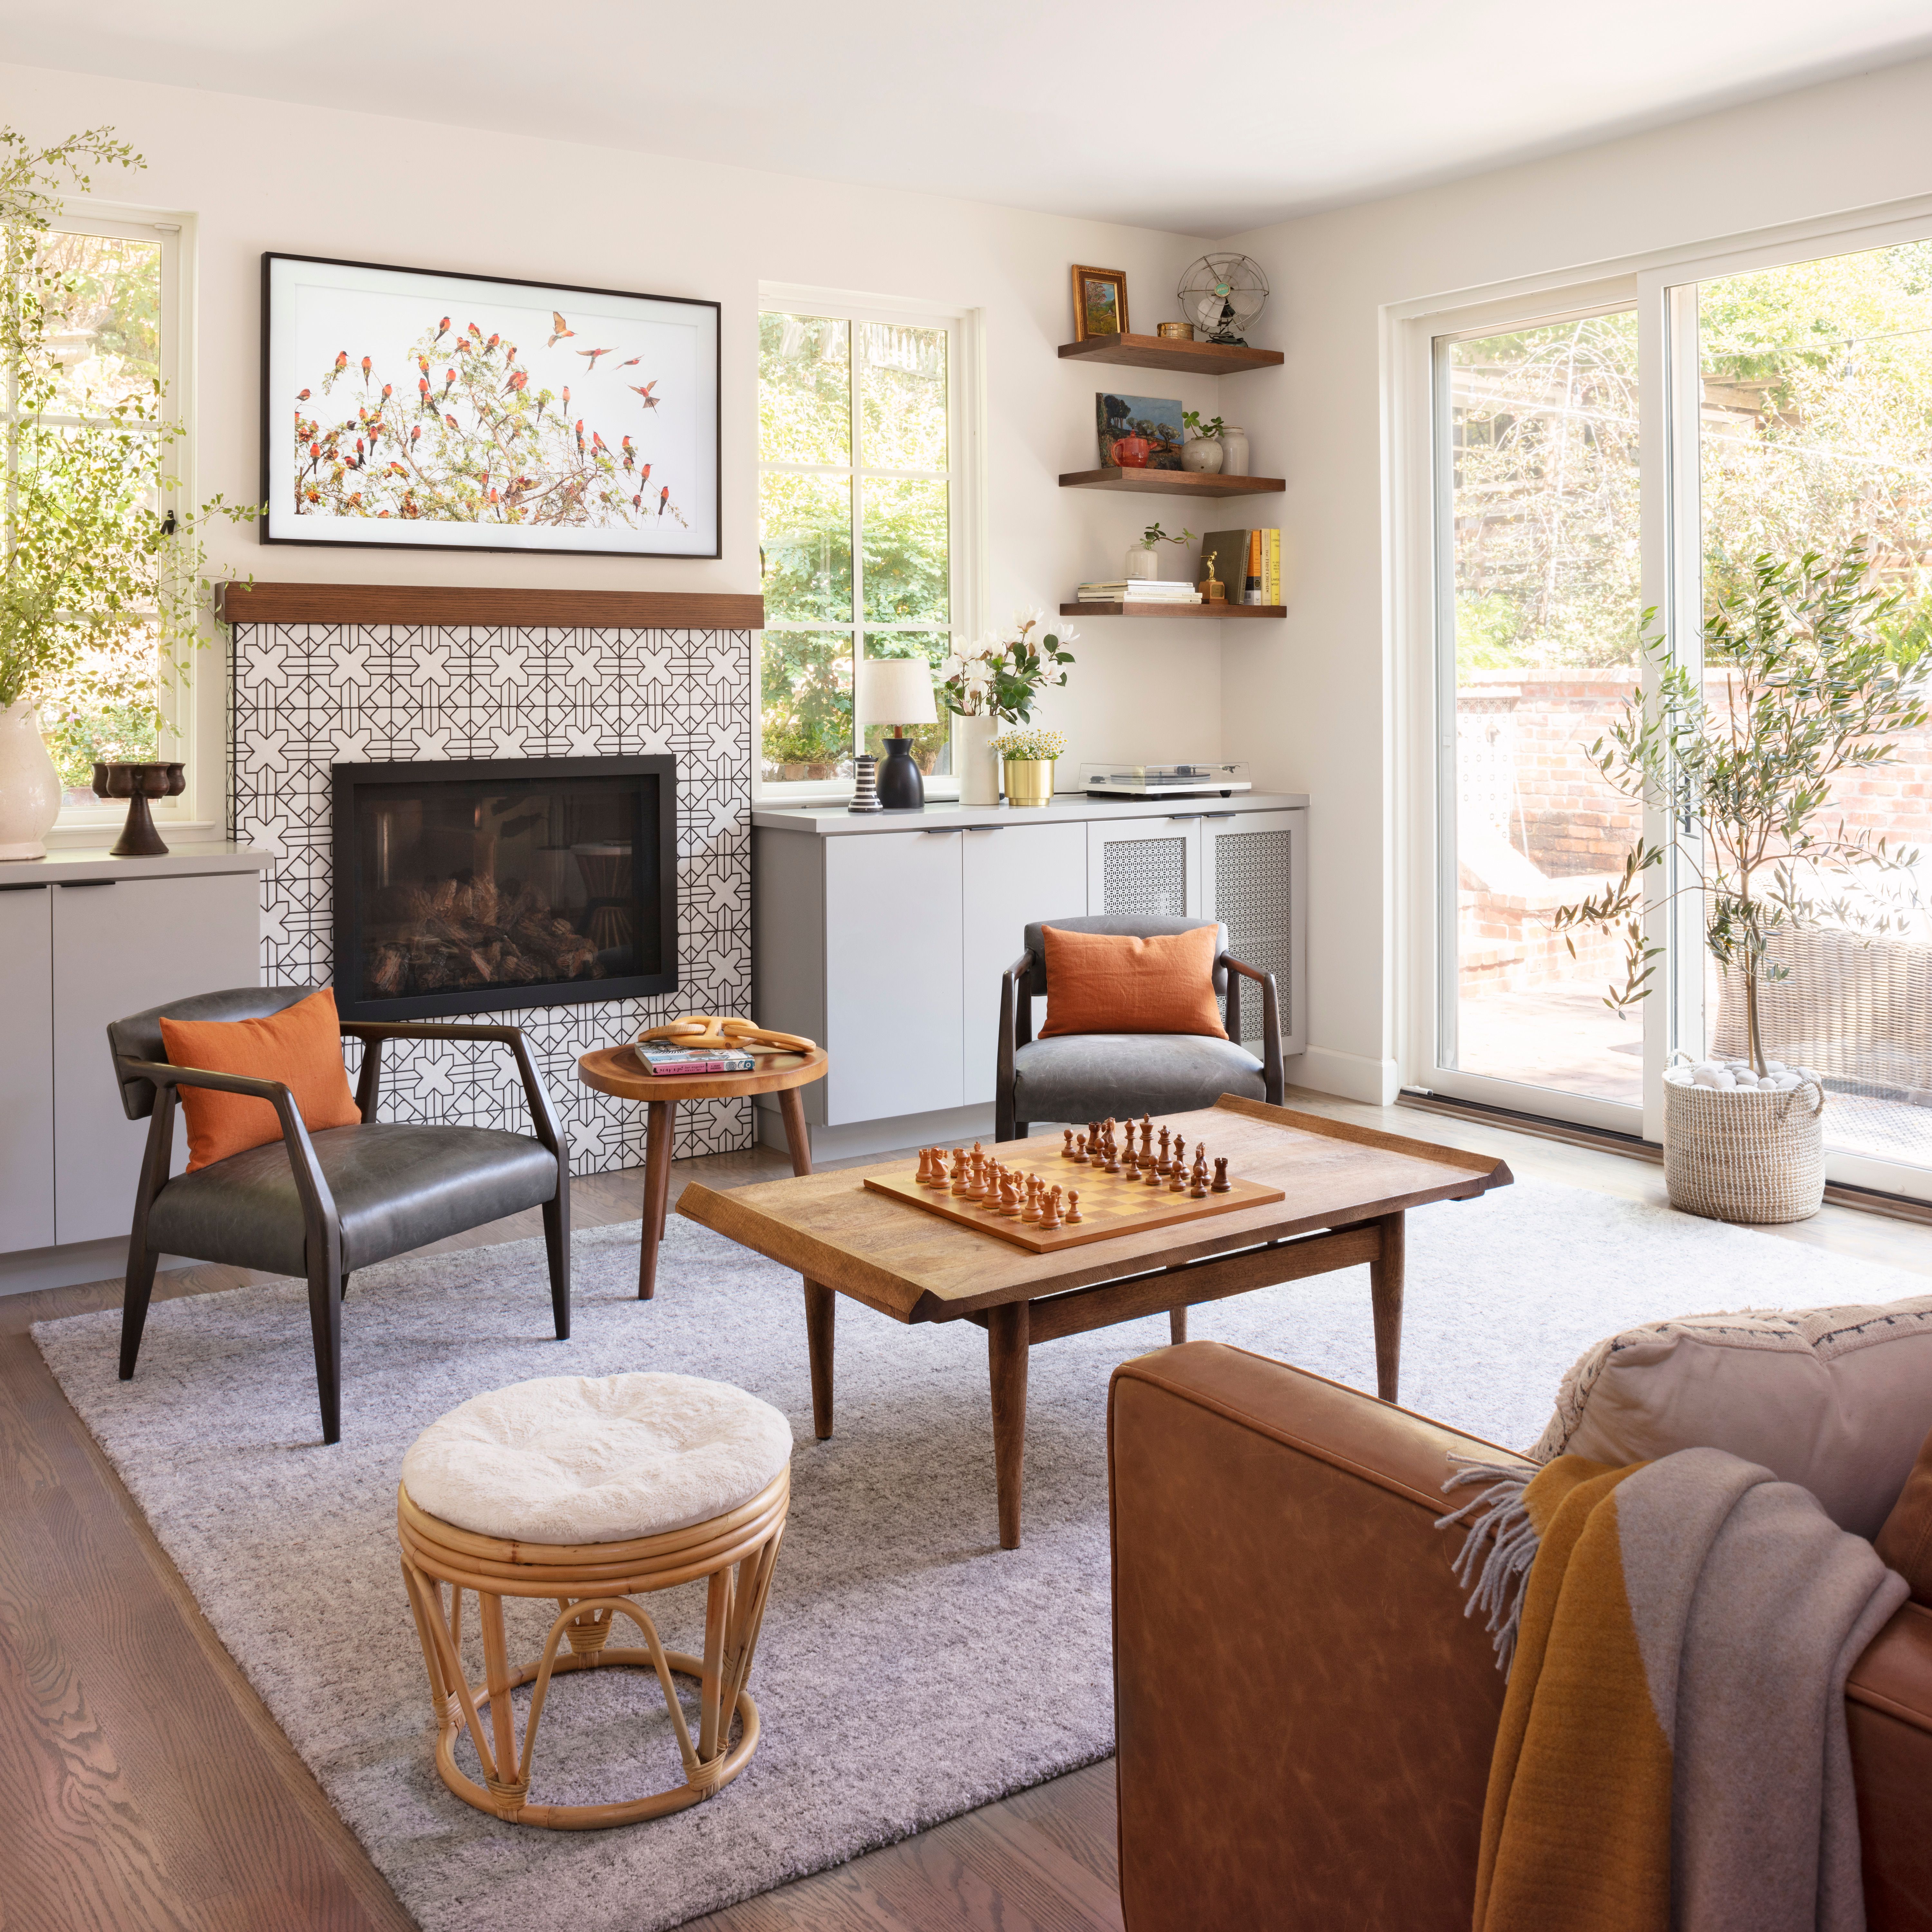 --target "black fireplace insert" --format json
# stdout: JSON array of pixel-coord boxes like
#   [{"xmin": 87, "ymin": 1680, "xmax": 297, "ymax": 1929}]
[{"xmin": 331, "ymin": 755, "xmax": 677, "ymax": 1020}]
